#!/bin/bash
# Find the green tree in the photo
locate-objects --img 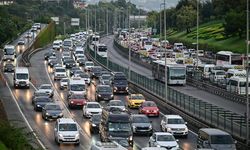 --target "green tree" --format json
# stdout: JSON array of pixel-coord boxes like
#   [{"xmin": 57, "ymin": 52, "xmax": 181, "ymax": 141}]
[{"xmin": 176, "ymin": 5, "xmax": 196, "ymax": 33}]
